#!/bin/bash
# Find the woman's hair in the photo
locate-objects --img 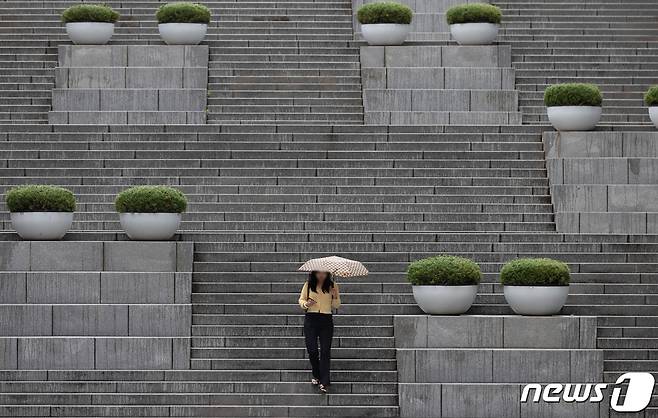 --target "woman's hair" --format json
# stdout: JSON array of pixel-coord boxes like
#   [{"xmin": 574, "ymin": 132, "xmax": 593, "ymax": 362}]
[{"xmin": 308, "ymin": 271, "xmax": 334, "ymax": 293}]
